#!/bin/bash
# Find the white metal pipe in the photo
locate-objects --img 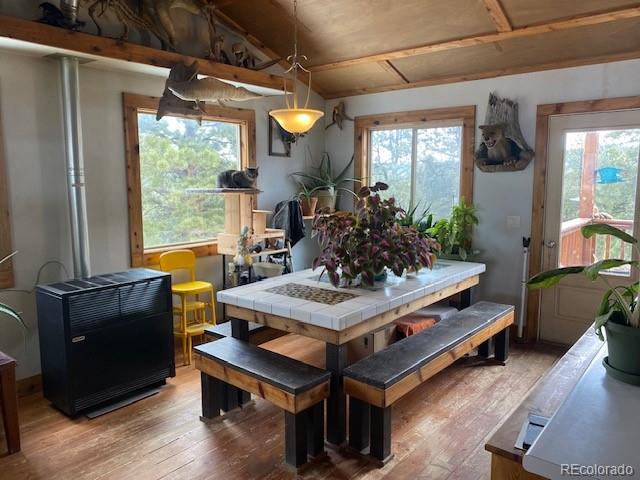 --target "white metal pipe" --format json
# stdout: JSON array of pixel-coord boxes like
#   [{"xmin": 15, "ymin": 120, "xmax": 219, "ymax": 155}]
[
  {"xmin": 518, "ymin": 237, "xmax": 531, "ymax": 339},
  {"xmin": 60, "ymin": 56, "xmax": 91, "ymax": 278},
  {"xmin": 60, "ymin": 0, "xmax": 79, "ymax": 25}
]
